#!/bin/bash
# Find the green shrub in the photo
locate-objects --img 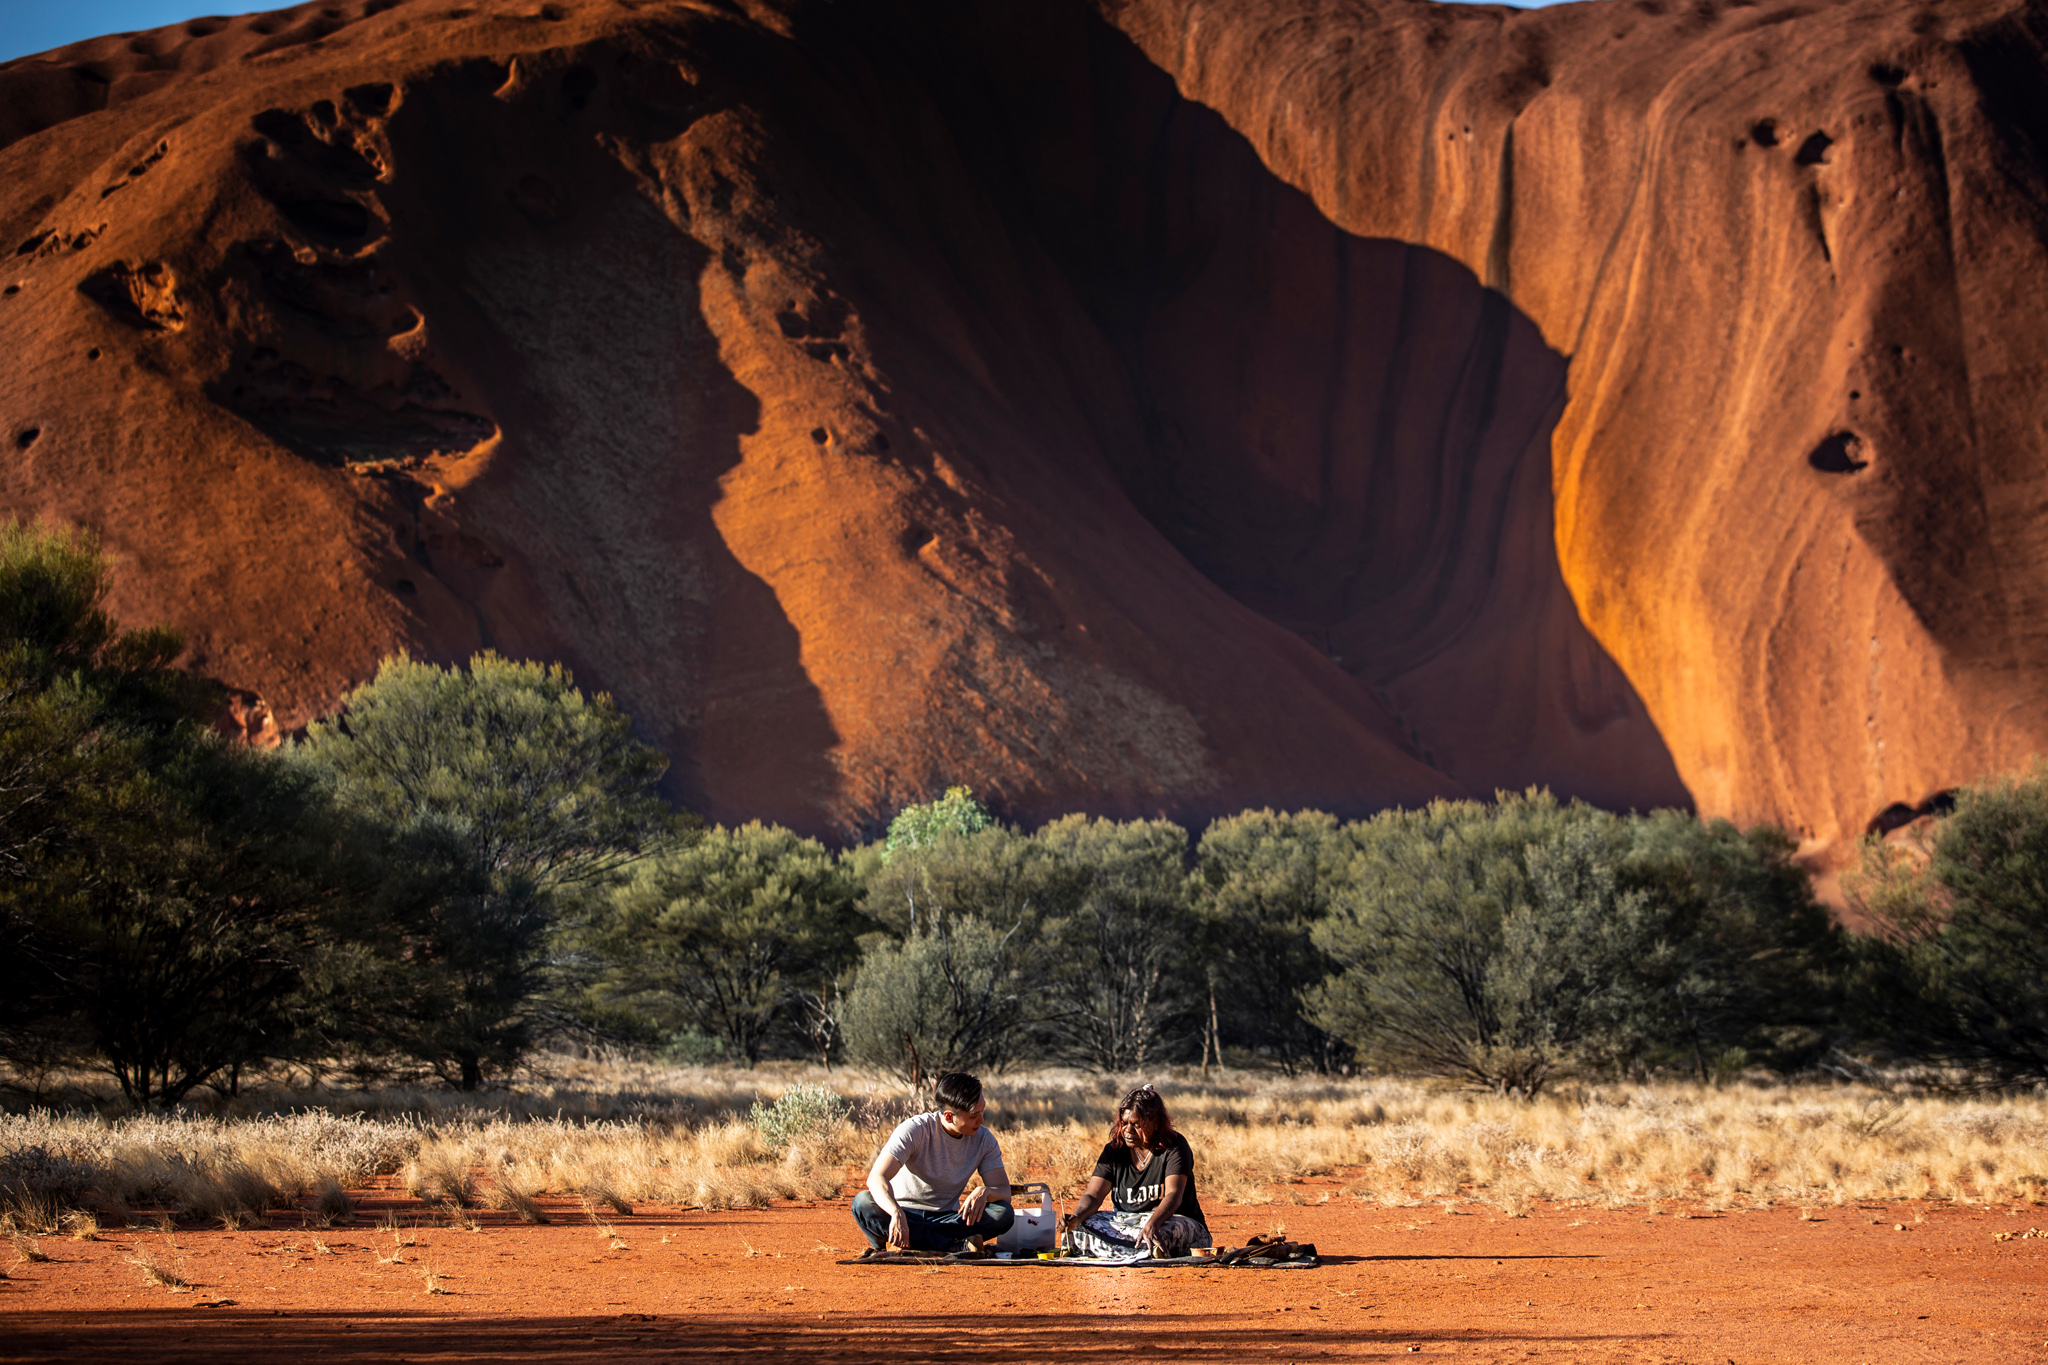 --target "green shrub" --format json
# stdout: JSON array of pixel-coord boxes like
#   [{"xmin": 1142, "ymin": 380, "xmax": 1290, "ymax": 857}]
[
  {"xmin": 749, "ymin": 1082, "xmax": 849, "ymax": 1153},
  {"xmin": 883, "ymin": 786, "xmax": 992, "ymax": 860},
  {"xmin": 1847, "ymin": 764, "xmax": 2048, "ymax": 1083},
  {"xmin": 1307, "ymin": 791, "xmax": 1594, "ymax": 1095},
  {"xmin": 1036, "ymin": 814, "xmax": 1199, "ymax": 1072},
  {"xmin": 586, "ymin": 823, "xmax": 862, "ymax": 1065},
  {"xmin": 1617, "ymin": 811, "xmax": 1839, "ymax": 1078},
  {"xmin": 1191, "ymin": 809, "xmax": 1351, "ymax": 1074},
  {"xmin": 659, "ymin": 1027, "xmax": 728, "ymax": 1066},
  {"xmin": 841, "ymin": 917, "xmax": 1035, "ymax": 1083}
]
